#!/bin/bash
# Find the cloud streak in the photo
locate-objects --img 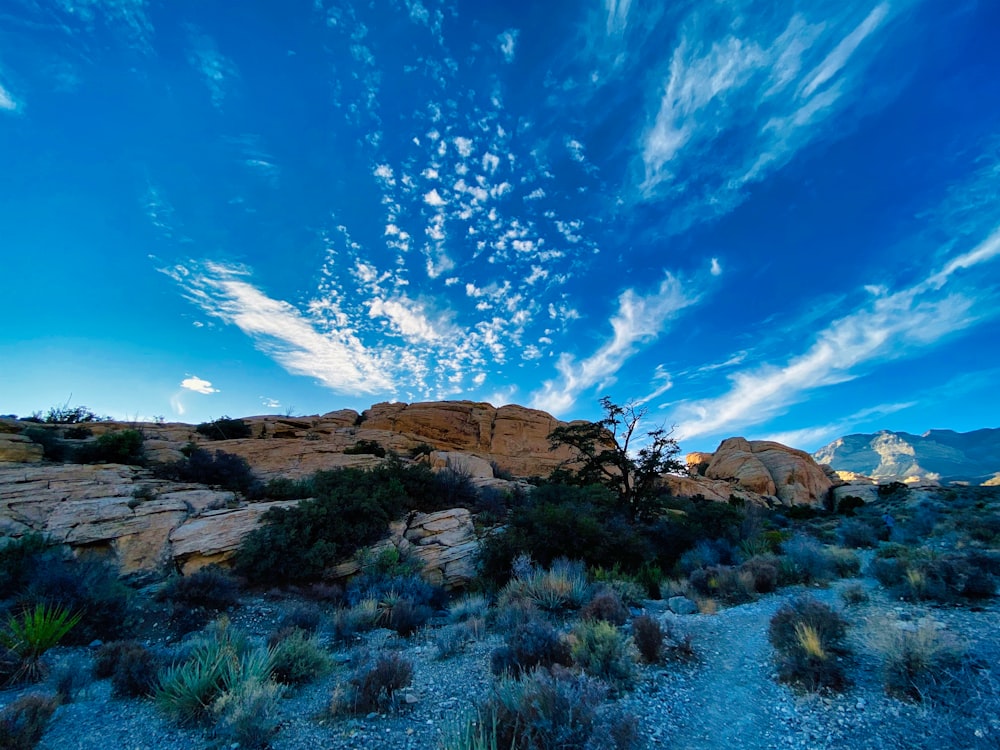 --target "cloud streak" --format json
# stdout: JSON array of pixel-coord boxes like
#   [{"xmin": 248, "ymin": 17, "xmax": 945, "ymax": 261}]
[
  {"xmin": 671, "ymin": 223, "xmax": 1000, "ymax": 442},
  {"xmin": 180, "ymin": 376, "xmax": 220, "ymax": 395},
  {"xmin": 531, "ymin": 273, "xmax": 698, "ymax": 414},
  {"xmin": 637, "ymin": 2, "xmax": 904, "ymax": 230}
]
